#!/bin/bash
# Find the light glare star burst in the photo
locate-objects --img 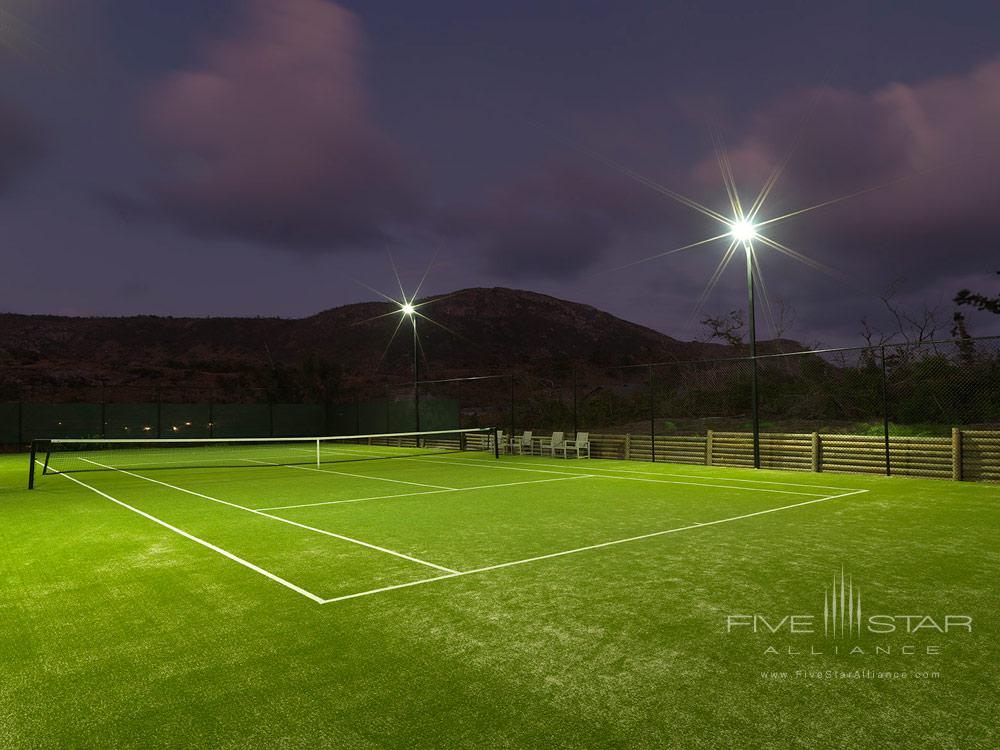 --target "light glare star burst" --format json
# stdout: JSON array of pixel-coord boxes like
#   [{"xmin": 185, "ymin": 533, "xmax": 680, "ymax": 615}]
[
  {"xmin": 352, "ymin": 251, "xmax": 468, "ymax": 371},
  {"xmin": 597, "ymin": 115, "xmax": 923, "ymax": 335}
]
